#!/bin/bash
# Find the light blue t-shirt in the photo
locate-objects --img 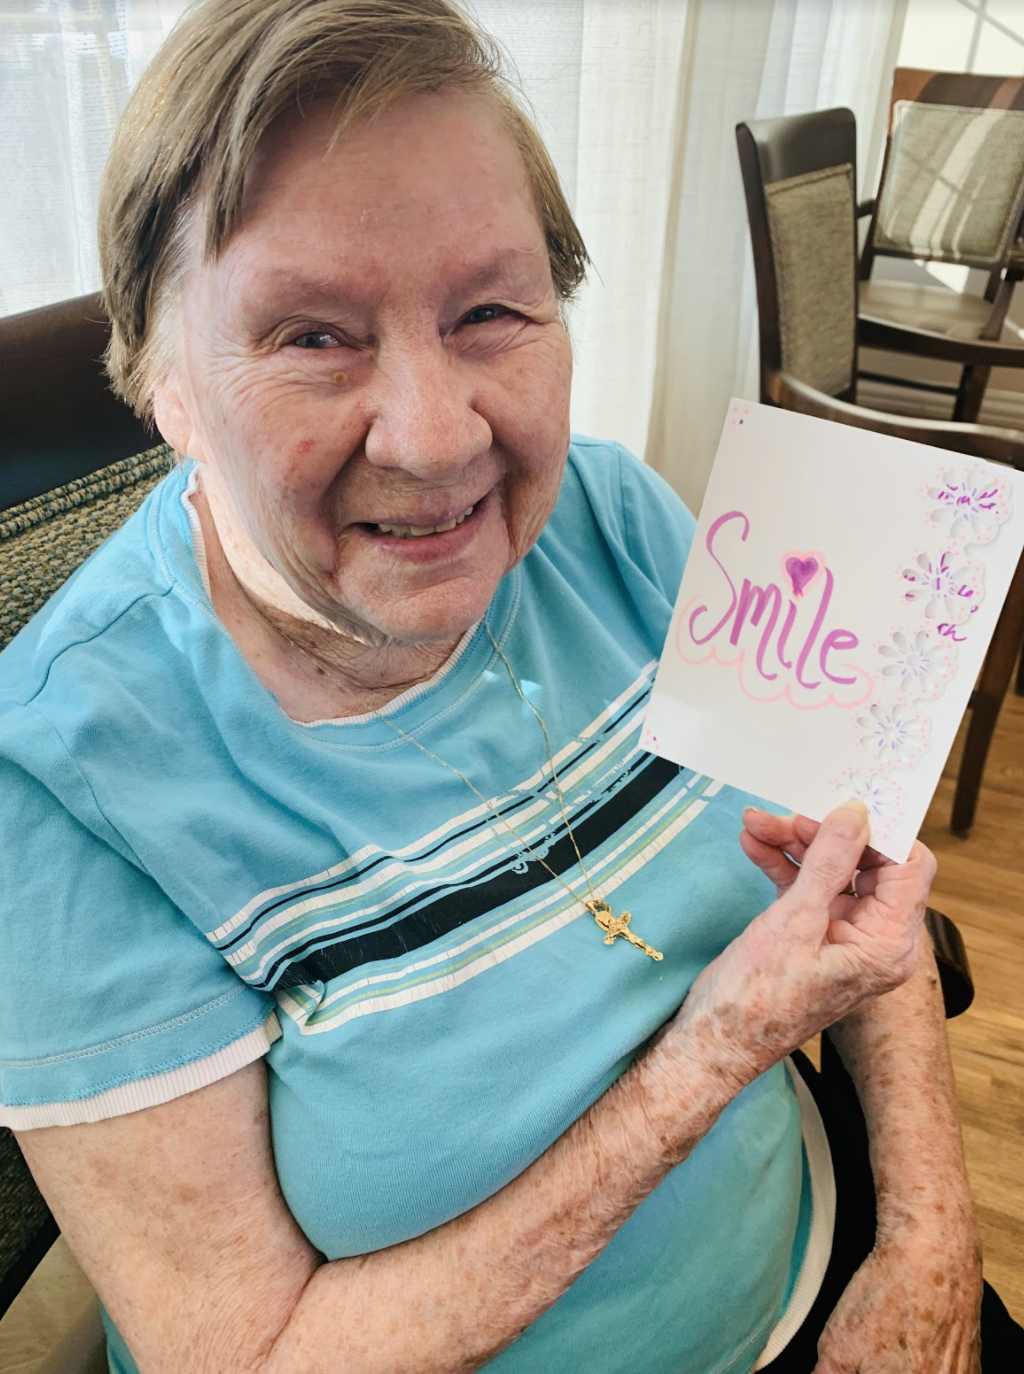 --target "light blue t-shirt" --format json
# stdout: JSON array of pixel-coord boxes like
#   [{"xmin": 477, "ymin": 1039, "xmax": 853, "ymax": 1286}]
[{"xmin": 0, "ymin": 438, "xmax": 807, "ymax": 1374}]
